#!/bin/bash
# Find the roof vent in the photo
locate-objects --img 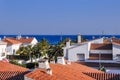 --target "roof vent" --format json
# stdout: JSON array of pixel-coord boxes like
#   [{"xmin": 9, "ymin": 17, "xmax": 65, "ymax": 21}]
[
  {"xmin": 46, "ymin": 68, "xmax": 52, "ymax": 75},
  {"xmin": 57, "ymin": 56, "xmax": 65, "ymax": 65},
  {"xmin": 3, "ymin": 36, "xmax": 6, "ymax": 39},
  {"xmin": 26, "ymin": 36, "xmax": 29, "ymax": 39}
]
